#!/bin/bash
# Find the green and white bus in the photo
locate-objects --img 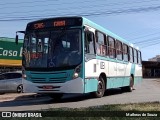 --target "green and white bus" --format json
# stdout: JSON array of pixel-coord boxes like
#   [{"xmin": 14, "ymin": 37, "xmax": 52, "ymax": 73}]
[{"xmin": 18, "ymin": 16, "xmax": 142, "ymax": 99}]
